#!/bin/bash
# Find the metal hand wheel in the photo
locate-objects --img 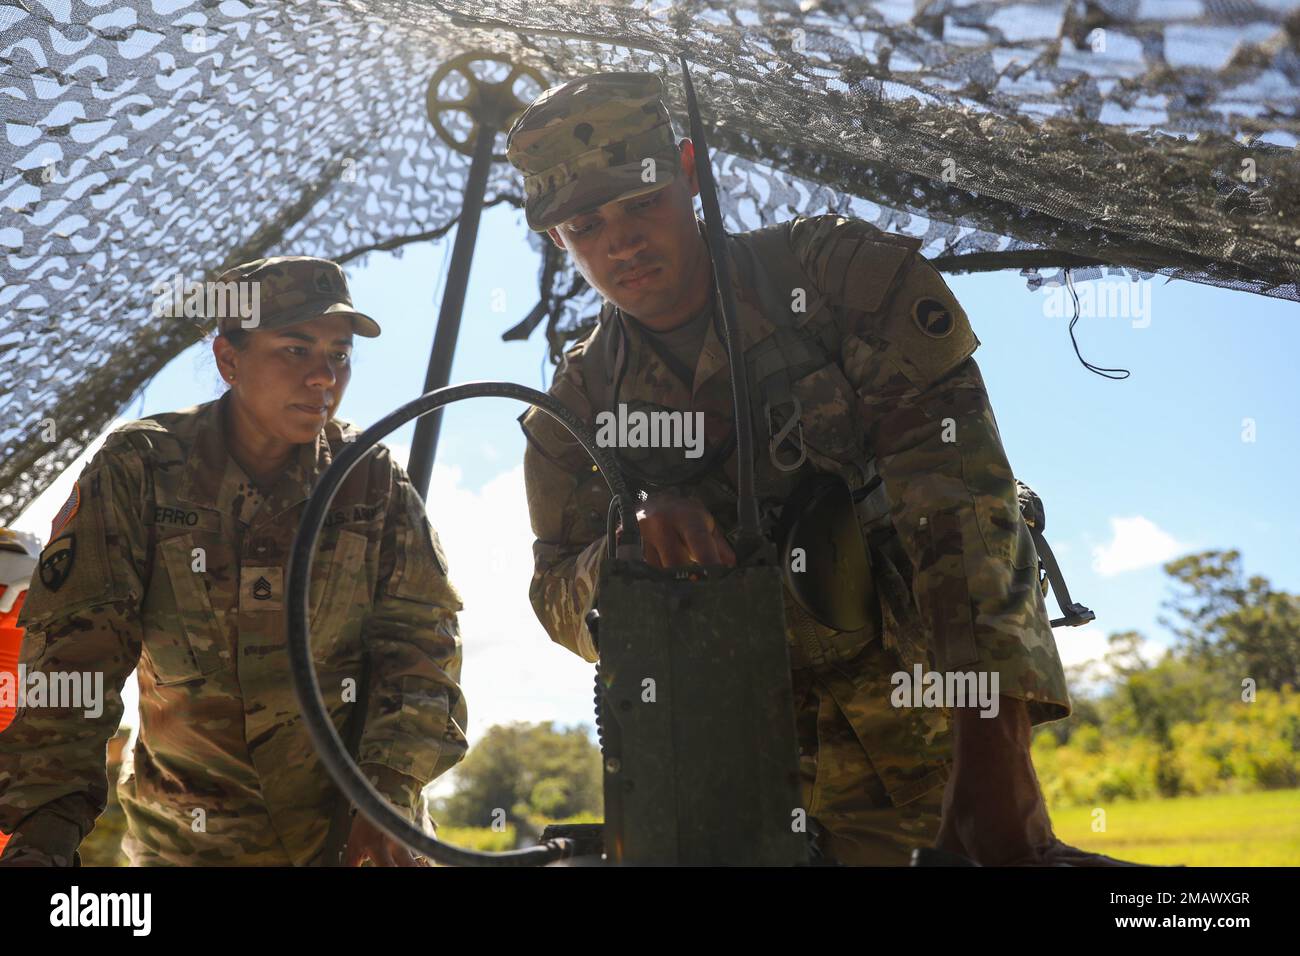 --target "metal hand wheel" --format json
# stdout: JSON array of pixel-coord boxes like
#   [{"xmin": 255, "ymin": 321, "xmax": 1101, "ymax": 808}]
[{"xmin": 425, "ymin": 52, "xmax": 548, "ymax": 159}]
